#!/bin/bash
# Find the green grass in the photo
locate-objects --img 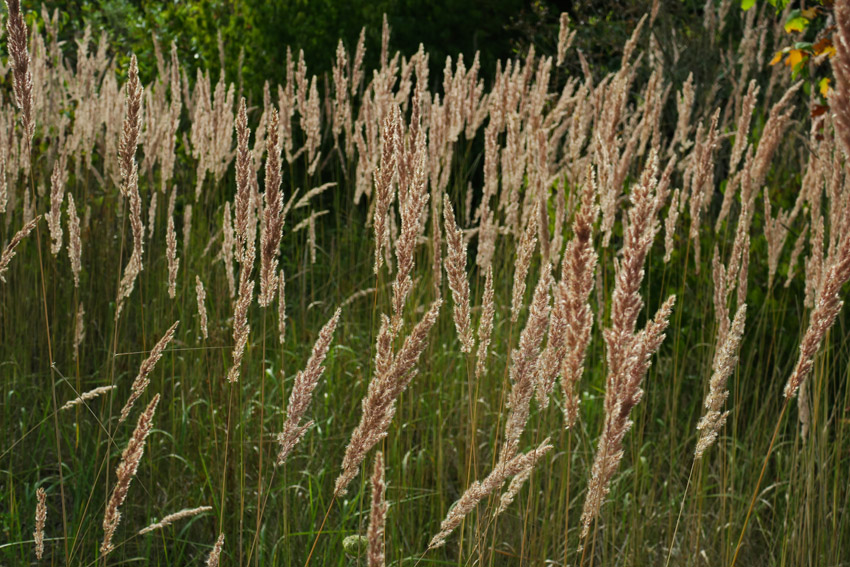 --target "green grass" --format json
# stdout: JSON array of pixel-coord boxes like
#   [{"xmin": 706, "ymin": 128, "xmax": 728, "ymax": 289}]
[{"xmin": 3, "ymin": 157, "xmax": 847, "ymax": 566}]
